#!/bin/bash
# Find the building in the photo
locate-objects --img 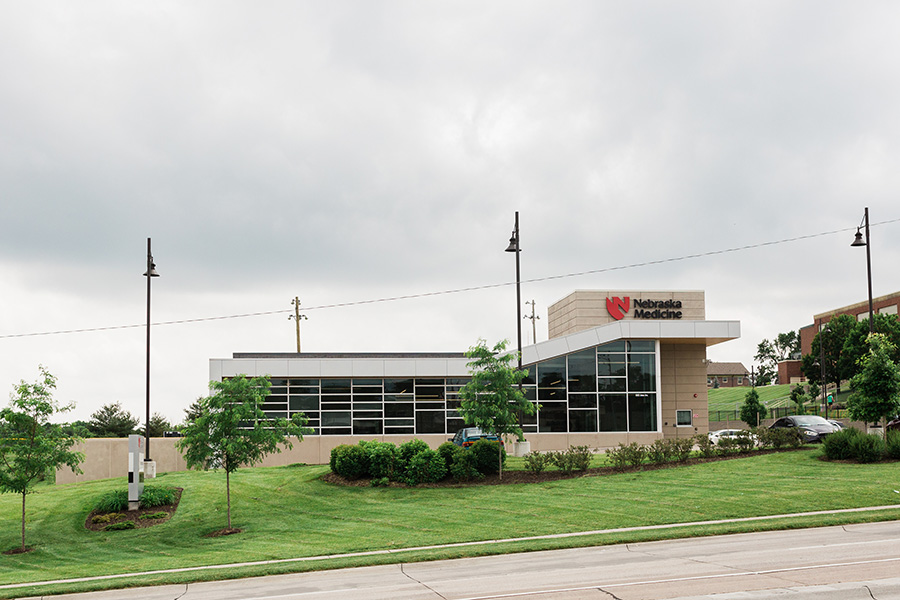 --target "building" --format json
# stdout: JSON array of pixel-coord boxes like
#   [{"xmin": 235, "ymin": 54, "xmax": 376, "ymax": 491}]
[
  {"xmin": 210, "ymin": 290, "xmax": 740, "ymax": 457},
  {"xmin": 799, "ymin": 291, "xmax": 900, "ymax": 356},
  {"xmin": 706, "ymin": 362, "xmax": 750, "ymax": 387}
]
